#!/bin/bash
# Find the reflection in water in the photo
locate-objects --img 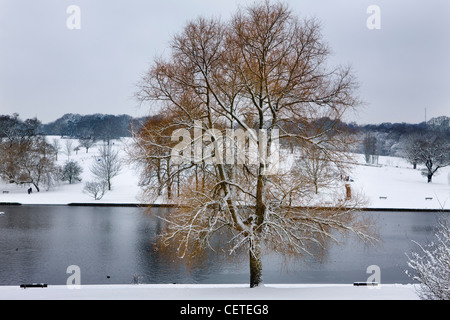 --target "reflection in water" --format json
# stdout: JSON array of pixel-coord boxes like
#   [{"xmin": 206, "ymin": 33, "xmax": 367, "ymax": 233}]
[{"xmin": 0, "ymin": 205, "xmax": 446, "ymax": 285}]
